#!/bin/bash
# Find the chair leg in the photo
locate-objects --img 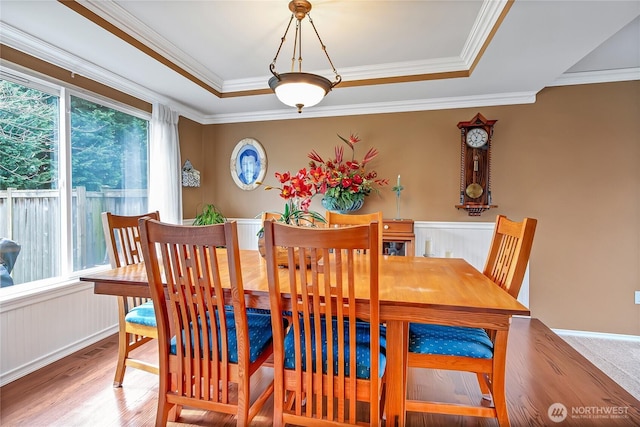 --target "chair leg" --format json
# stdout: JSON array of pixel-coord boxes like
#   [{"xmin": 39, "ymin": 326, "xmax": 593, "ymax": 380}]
[
  {"xmin": 167, "ymin": 404, "xmax": 181, "ymax": 423},
  {"xmin": 273, "ymin": 389, "xmax": 286, "ymax": 427},
  {"xmin": 492, "ymin": 331, "xmax": 510, "ymax": 426},
  {"xmin": 379, "ymin": 377, "xmax": 387, "ymax": 421},
  {"xmin": 494, "ymin": 392, "xmax": 510, "ymax": 427},
  {"xmin": 490, "ymin": 370, "xmax": 509, "ymax": 426},
  {"xmin": 476, "ymin": 372, "xmax": 492, "ymax": 400},
  {"xmin": 113, "ymin": 298, "xmax": 129, "ymax": 387},
  {"xmin": 113, "ymin": 330, "xmax": 129, "ymax": 387},
  {"xmin": 236, "ymin": 377, "xmax": 250, "ymax": 427},
  {"xmin": 156, "ymin": 395, "xmax": 172, "ymax": 427}
]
